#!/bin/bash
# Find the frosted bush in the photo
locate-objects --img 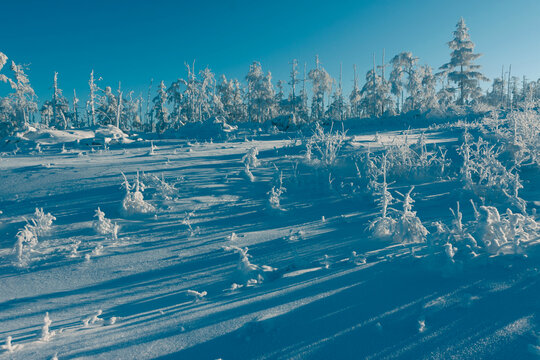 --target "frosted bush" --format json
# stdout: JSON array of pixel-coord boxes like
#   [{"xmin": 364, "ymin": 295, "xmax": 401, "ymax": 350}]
[
  {"xmin": 474, "ymin": 206, "xmax": 538, "ymax": 255},
  {"xmin": 186, "ymin": 290, "xmax": 207, "ymax": 302},
  {"xmin": 268, "ymin": 172, "xmax": 286, "ymax": 210},
  {"xmin": 13, "ymin": 225, "xmax": 37, "ymax": 266},
  {"xmin": 369, "ymin": 155, "xmax": 396, "ymax": 238},
  {"xmin": 1, "ymin": 336, "xmax": 22, "ymax": 353},
  {"xmin": 121, "ymin": 172, "xmax": 155, "ymax": 216},
  {"xmin": 41, "ymin": 312, "xmax": 55, "ymax": 341},
  {"xmin": 307, "ymin": 122, "xmax": 347, "ymax": 167},
  {"xmin": 393, "ymin": 187, "xmax": 428, "ymax": 243},
  {"xmin": 28, "ymin": 208, "xmax": 56, "ymax": 236},
  {"xmin": 458, "ymin": 134, "xmax": 525, "ymax": 208},
  {"xmin": 143, "ymin": 173, "xmax": 177, "ymax": 200},
  {"xmin": 224, "ymin": 245, "xmax": 276, "ymax": 285},
  {"xmin": 93, "ymin": 207, "xmax": 117, "ymax": 240}
]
